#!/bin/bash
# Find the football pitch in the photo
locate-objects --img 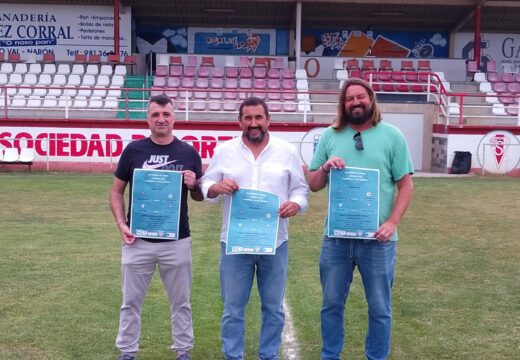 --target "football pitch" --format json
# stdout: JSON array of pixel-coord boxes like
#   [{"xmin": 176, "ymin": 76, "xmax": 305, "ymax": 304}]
[{"xmin": 0, "ymin": 173, "xmax": 519, "ymax": 360}]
